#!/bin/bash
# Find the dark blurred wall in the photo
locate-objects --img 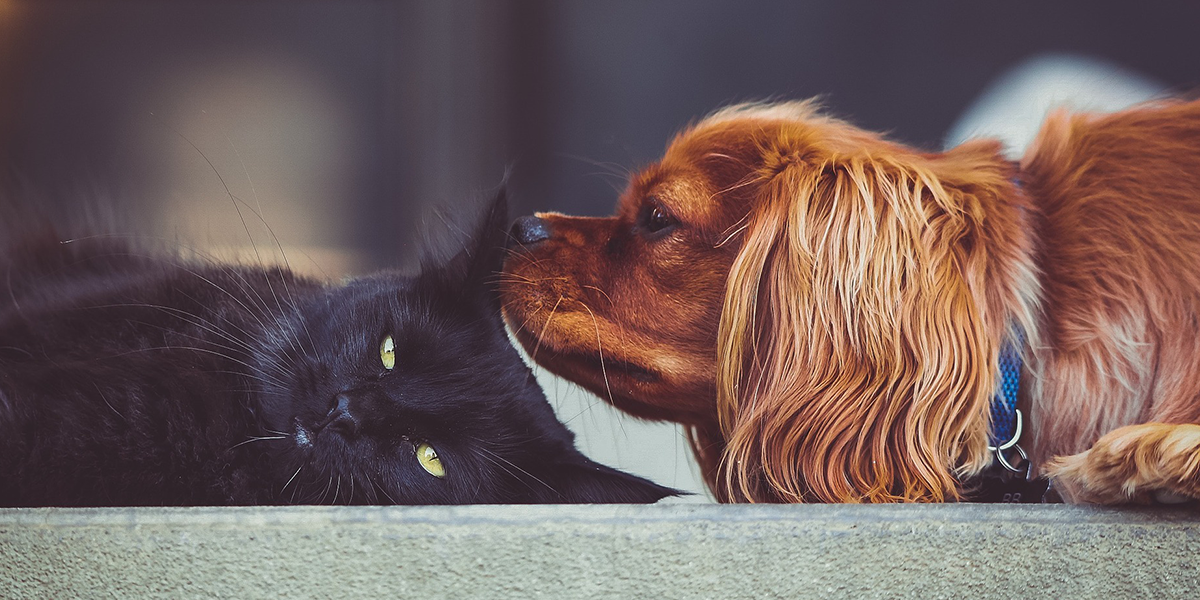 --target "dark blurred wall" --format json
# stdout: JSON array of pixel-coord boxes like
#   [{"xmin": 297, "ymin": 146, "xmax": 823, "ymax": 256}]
[
  {"xmin": 3, "ymin": 0, "xmax": 1199, "ymax": 269},
  {"xmin": 506, "ymin": 1, "xmax": 1200, "ymax": 218},
  {"xmin": 2, "ymin": 1, "xmax": 404, "ymax": 271}
]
